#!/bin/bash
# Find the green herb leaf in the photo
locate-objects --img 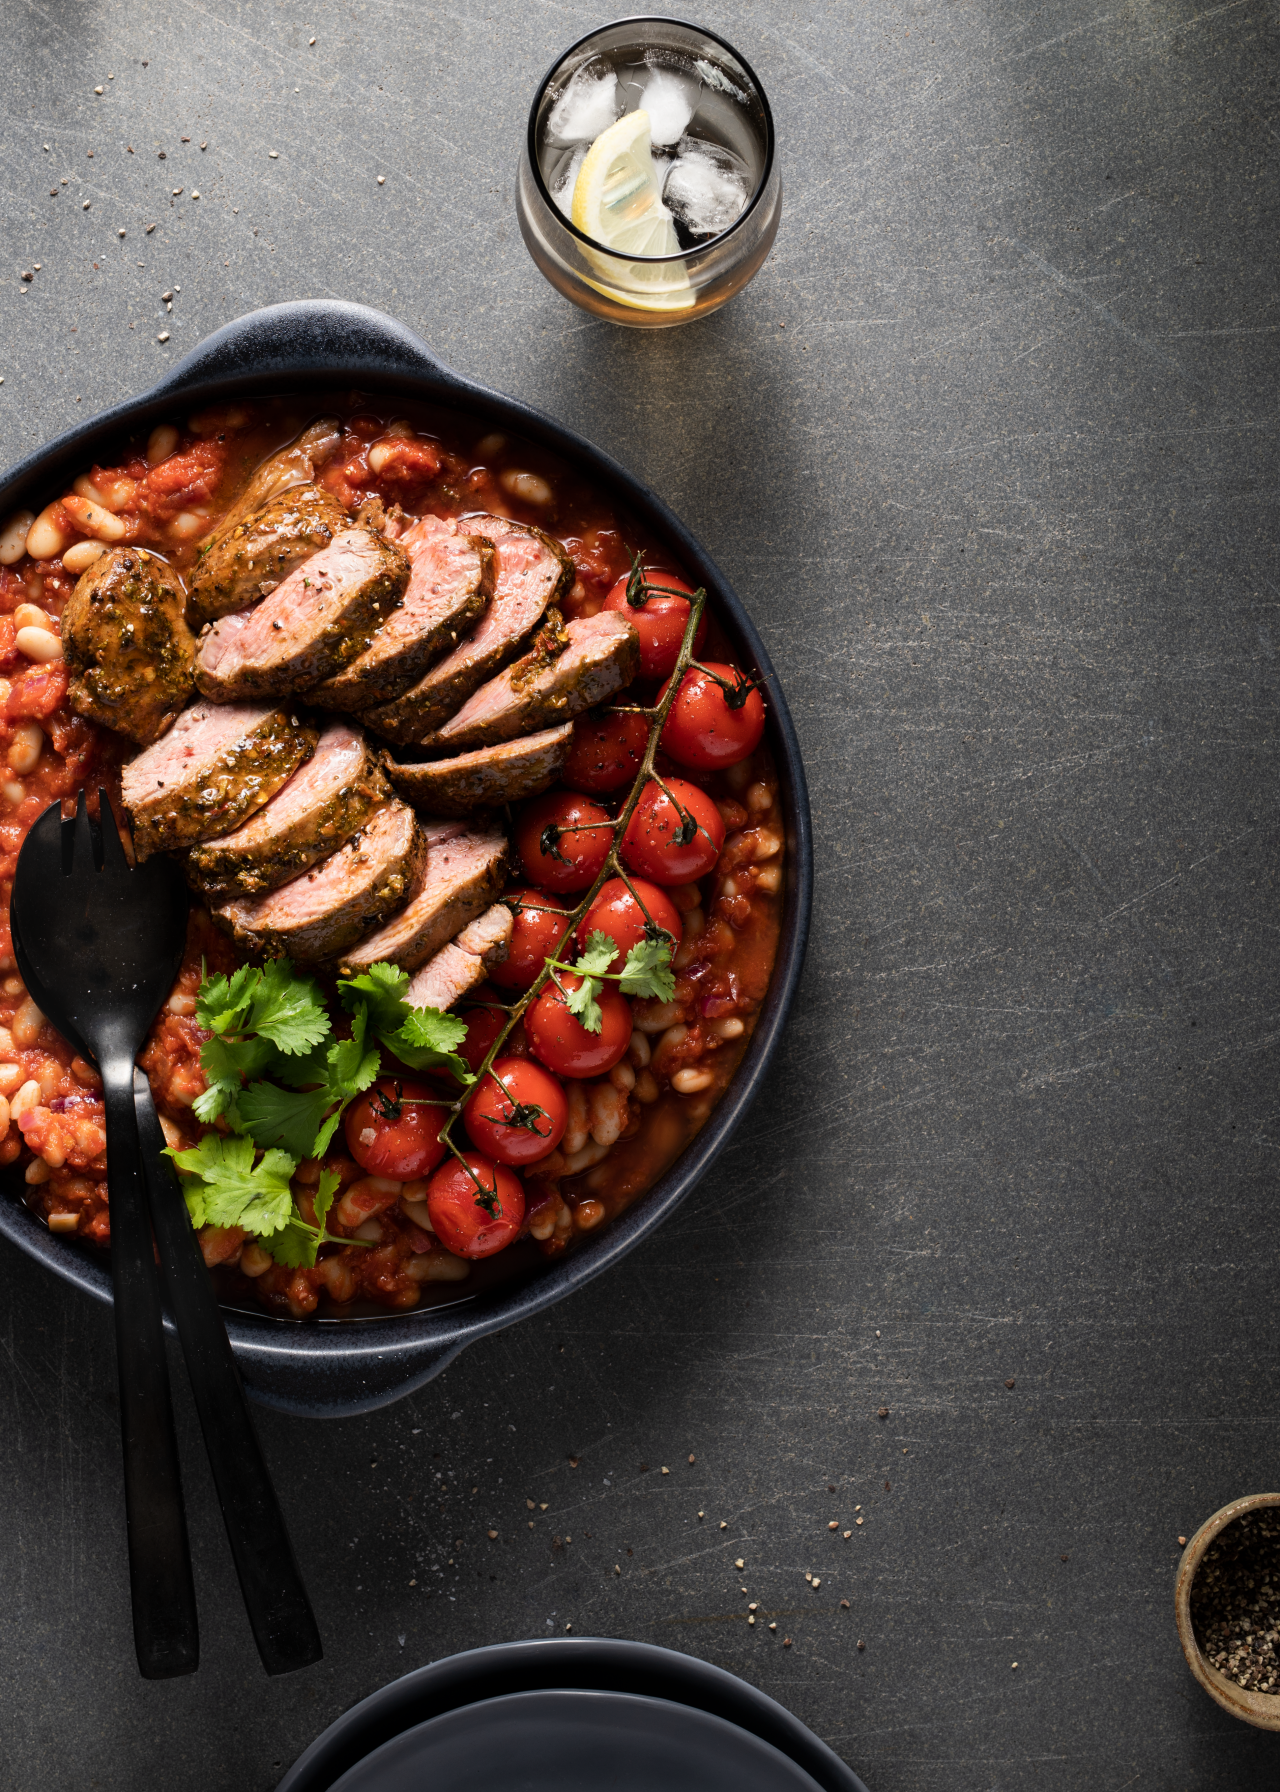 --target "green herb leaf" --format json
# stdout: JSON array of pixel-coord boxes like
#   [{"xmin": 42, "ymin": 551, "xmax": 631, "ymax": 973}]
[
  {"xmin": 194, "ymin": 1033, "xmax": 277, "ymax": 1126},
  {"xmin": 236, "ymin": 1081, "xmax": 335, "ymax": 1161},
  {"xmin": 313, "ymin": 1166, "xmax": 340, "ymax": 1232},
  {"xmin": 195, "ymin": 963, "xmax": 261, "ymax": 1035},
  {"xmin": 243, "ymin": 958, "xmax": 331, "ymax": 1054},
  {"xmin": 575, "ymin": 929, "xmax": 617, "ymax": 979},
  {"xmin": 340, "ymin": 962, "xmax": 472, "ymax": 1082},
  {"xmin": 563, "ymin": 972, "xmax": 603, "ymax": 1034},
  {"xmin": 338, "ymin": 962, "xmax": 411, "ymax": 1035},
  {"xmin": 618, "ymin": 935, "xmax": 676, "ymax": 1003},
  {"xmin": 166, "ymin": 1133, "xmax": 296, "ymax": 1238}
]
